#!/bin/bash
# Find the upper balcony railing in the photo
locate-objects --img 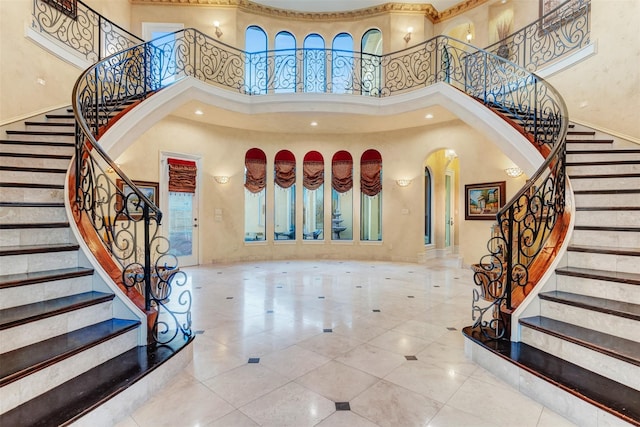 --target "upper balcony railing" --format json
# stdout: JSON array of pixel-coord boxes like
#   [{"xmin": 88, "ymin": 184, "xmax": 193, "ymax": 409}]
[{"xmin": 32, "ymin": 0, "xmax": 589, "ymax": 343}]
